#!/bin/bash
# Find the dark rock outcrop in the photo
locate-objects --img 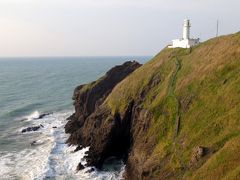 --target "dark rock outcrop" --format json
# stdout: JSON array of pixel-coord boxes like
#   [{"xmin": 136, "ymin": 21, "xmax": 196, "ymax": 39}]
[
  {"xmin": 65, "ymin": 61, "xmax": 141, "ymax": 134},
  {"xmin": 22, "ymin": 124, "xmax": 44, "ymax": 133},
  {"xmin": 38, "ymin": 113, "xmax": 52, "ymax": 119},
  {"xmin": 64, "ymin": 60, "xmax": 165, "ymax": 179},
  {"xmin": 77, "ymin": 163, "xmax": 85, "ymax": 171},
  {"xmin": 64, "ymin": 59, "xmax": 179, "ymax": 179},
  {"xmin": 74, "ymin": 145, "xmax": 83, "ymax": 152},
  {"xmin": 65, "ymin": 61, "xmax": 141, "ymax": 168}
]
